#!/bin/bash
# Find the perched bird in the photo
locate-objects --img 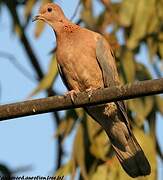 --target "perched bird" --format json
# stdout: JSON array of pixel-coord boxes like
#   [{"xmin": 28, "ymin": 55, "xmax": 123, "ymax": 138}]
[{"xmin": 33, "ymin": 3, "xmax": 151, "ymax": 177}]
